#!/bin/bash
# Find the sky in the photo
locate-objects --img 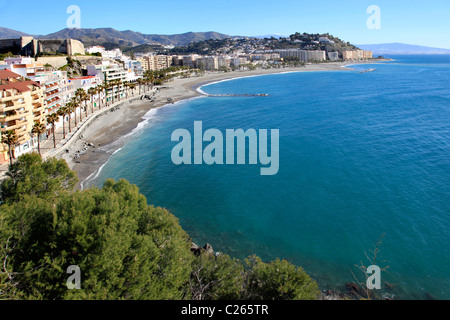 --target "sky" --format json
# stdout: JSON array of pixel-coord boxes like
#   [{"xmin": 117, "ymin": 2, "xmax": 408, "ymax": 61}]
[{"xmin": 1, "ymin": 0, "xmax": 449, "ymax": 48}]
